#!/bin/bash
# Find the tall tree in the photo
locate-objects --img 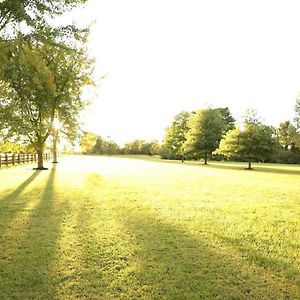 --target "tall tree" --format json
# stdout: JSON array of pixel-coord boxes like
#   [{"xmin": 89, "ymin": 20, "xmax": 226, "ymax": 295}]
[
  {"xmin": 216, "ymin": 123, "xmax": 280, "ymax": 169},
  {"xmin": 161, "ymin": 111, "xmax": 190, "ymax": 160},
  {"xmin": 0, "ymin": 37, "xmax": 94, "ymax": 169},
  {"xmin": 184, "ymin": 108, "xmax": 235, "ymax": 164}
]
